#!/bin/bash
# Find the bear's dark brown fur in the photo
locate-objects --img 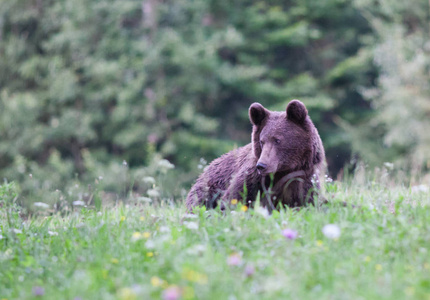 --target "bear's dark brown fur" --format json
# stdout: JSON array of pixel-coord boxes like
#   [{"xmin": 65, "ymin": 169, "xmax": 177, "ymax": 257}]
[{"xmin": 186, "ymin": 100, "xmax": 325, "ymax": 211}]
